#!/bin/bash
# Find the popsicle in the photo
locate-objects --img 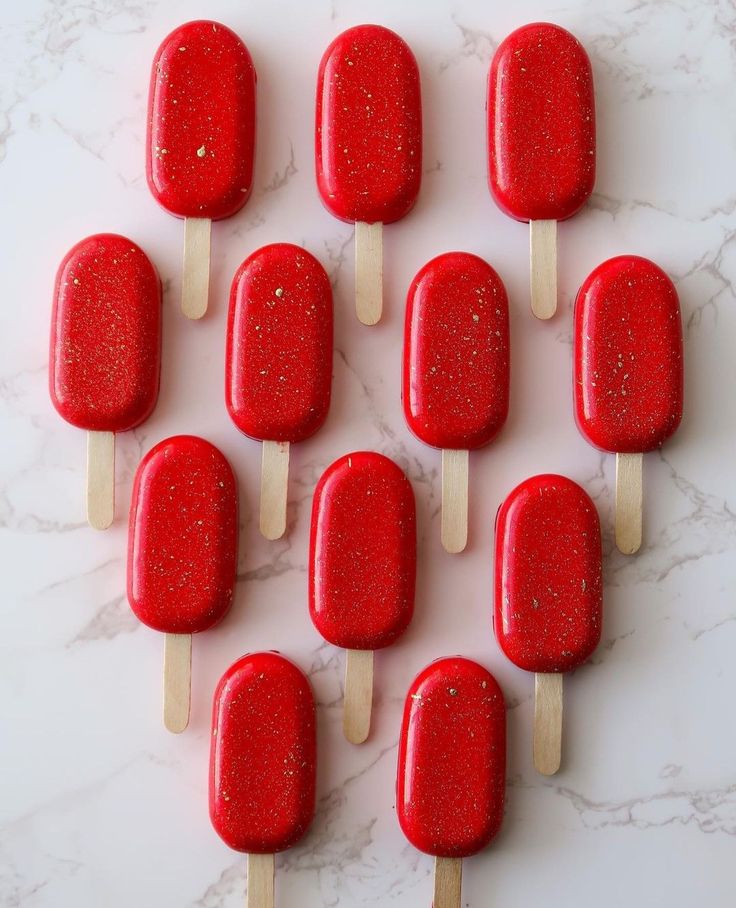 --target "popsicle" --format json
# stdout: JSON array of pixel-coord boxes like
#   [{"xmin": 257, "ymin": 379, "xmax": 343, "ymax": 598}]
[
  {"xmin": 403, "ymin": 252, "xmax": 510, "ymax": 553},
  {"xmin": 397, "ymin": 657, "xmax": 506, "ymax": 908},
  {"xmin": 210, "ymin": 652, "xmax": 316, "ymax": 908},
  {"xmin": 226, "ymin": 243, "xmax": 333, "ymax": 540},
  {"xmin": 49, "ymin": 233, "xmax": 161, "ymax": 530},
  {"xmin": 128, "ymin": 435, "xmax": 238, "ymax": 732},
  {"xmin": 316, "ymin": 24, "xmax": 422, "ymax": 325},
  {"xmin": 494, "ymin": 474, "xmax": 602, "ymax": 774},
  {"xmin": 309, "ymin": 452, "xmax": 416, "ymax": 743},
  {"xmin": 574, "ymin": 255, "xmax": 683, "ymax": 555},
  {"xmin": 488, "ymin": 23, "xmax": 595, "ymax": 319},
  {"xmin": 147, "ymin": 20, "xmax": 256, "ymax": 319}
]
